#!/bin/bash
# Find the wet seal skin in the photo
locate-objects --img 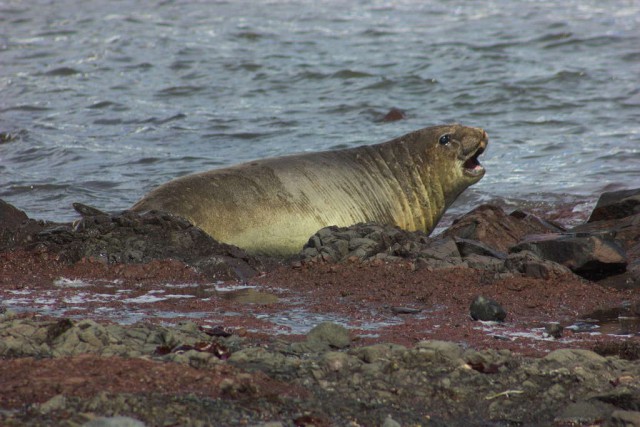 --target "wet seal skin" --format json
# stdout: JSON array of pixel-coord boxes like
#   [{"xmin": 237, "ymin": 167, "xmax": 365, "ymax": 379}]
[{"xmin": 132, "ymin": 124, "xmax": 488, "ymax": 256}]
